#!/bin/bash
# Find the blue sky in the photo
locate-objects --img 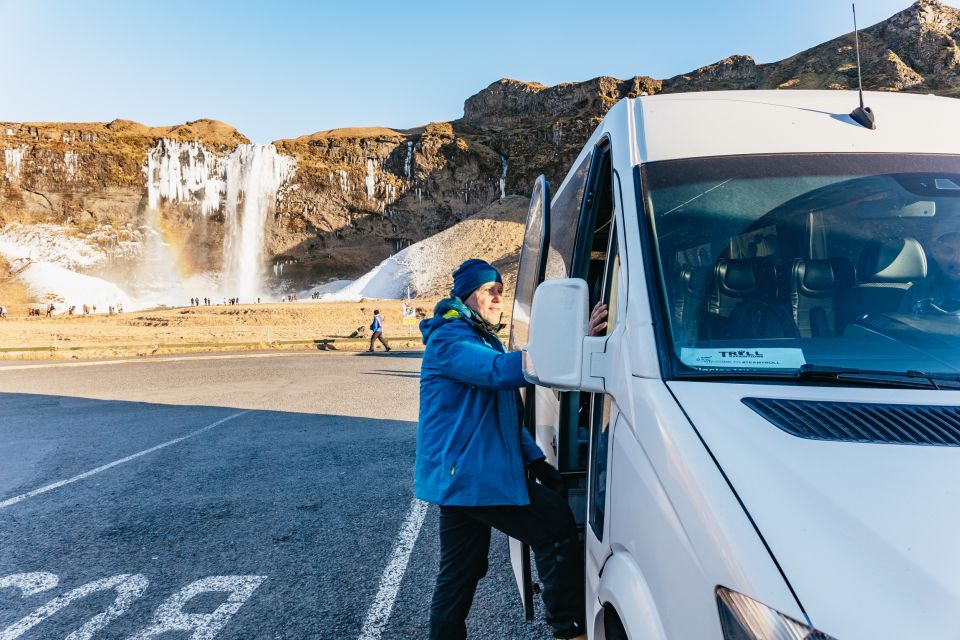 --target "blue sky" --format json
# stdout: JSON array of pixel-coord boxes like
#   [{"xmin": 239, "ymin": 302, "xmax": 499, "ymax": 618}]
[{"xmin": 1, "ymin": 0, "xmax": 922, "ymax": 142}]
